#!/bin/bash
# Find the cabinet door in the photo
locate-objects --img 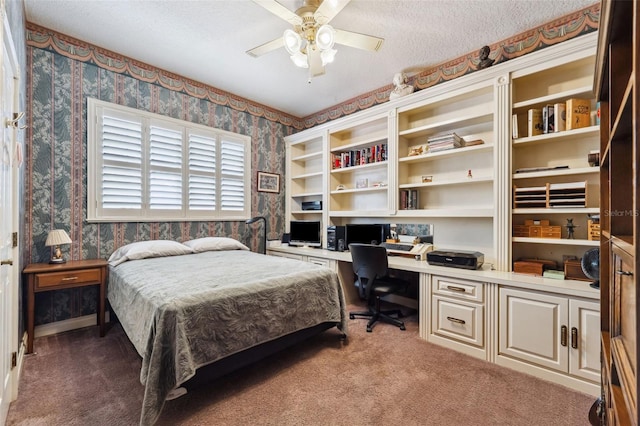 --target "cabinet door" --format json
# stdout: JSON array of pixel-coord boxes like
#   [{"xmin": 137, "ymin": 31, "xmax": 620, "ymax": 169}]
[
  {"xmin": 569, "ymin": 299, "xmax": 600, "ymax": 382},
  {"xmin": 499, "ymin": 287, "xmax": 568, "ymax": 372}
]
